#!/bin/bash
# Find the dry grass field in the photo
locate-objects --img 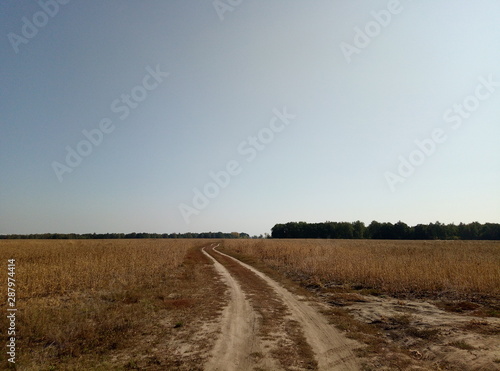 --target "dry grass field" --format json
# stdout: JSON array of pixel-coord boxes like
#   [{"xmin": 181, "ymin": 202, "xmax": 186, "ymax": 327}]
[
  {"xmin": 1, "ymin": 238, "xmax": 499, "ymax": 370},
  {"xmin": 0, "ymin": 239, "xmax": 227, "ymax": 370},
  {"xmin": 223, "ymin": 239, "xmax": 500, "ymax": 301},
  {"xmin": 1, "ymin": 239, "xmax": 189, "ymax": 298},
  {"xmin": 221, "ymin": 239, "xmax": 500, "ymax": 370}
]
